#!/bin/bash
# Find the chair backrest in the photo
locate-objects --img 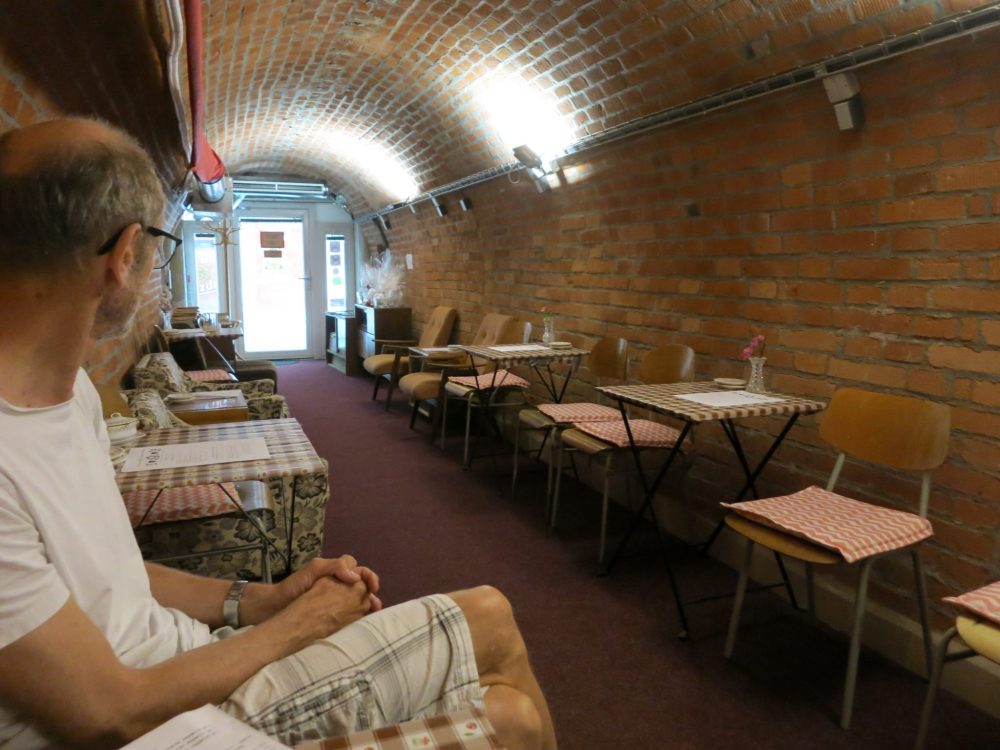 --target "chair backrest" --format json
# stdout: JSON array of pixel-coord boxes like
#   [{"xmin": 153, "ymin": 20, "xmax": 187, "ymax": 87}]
[
  {"xmin": 820, "ymin": 388, "xmax": 951, "ymax": 471},
  {"xmin": 472, "ymin": 313, "xmax": 516, "ymax": 346},
  {"xmin": 589, "ymin": 337, "xmax": 629, "ymax": 382},
  {"xmin": 637, "ymin": 344, "xmax": 695, "ymax": 384},
  {"xmin": 418, "ymin": 306, "xmax": 458, "ymax": 348},
  {"xmin": 506, "ymin": 320, "xmax": 532, "ymax": 344}
]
